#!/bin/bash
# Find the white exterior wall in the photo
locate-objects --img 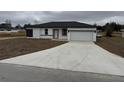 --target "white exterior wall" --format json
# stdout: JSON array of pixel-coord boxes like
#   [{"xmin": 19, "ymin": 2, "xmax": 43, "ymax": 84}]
[
  {"xmin": 67, "ymin": 31, "xmax": 70, "ymax": 41},
  {"xmin": 33, "ymin": 28, "xmax": 68, "ymax": 40},
  {"xmin": 58, "ymin": 29, "xmax": 68, "ymax": 40},
  {"xmin": 39, "ymin": 28, "xmax": 53, "ymax": 39},
  {"xmin": 33, "ymin": 28, "xmax": 40, "ymax": 38},
  {"xmin": 32, "ymin": 28, "xmax": 53, "ymax": 39},
  {"xmin": 93, "ymin": 32, "xmax": 96, "ymax": 41},
  {"xmin": 32, "ymin": 28, "xmax": 96, "ymax": 41}
]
